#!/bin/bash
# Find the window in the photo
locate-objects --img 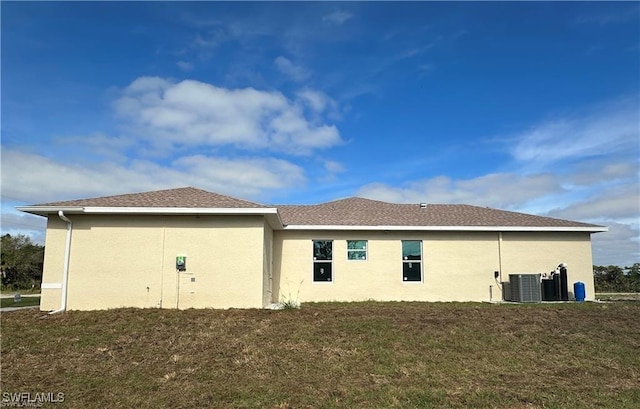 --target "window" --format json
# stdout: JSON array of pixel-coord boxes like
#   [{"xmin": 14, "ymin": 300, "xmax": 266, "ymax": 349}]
[
  {"xmin": 402, "ymin": 240, "xmax": 422, "ymax": 282},
  {"xmin": 347, "ymin": 240, "xmax": 367, "ymax": 261},
  {"xmin": 313, "ymin": 240, "xmax": 333, "ymax": 282}
]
